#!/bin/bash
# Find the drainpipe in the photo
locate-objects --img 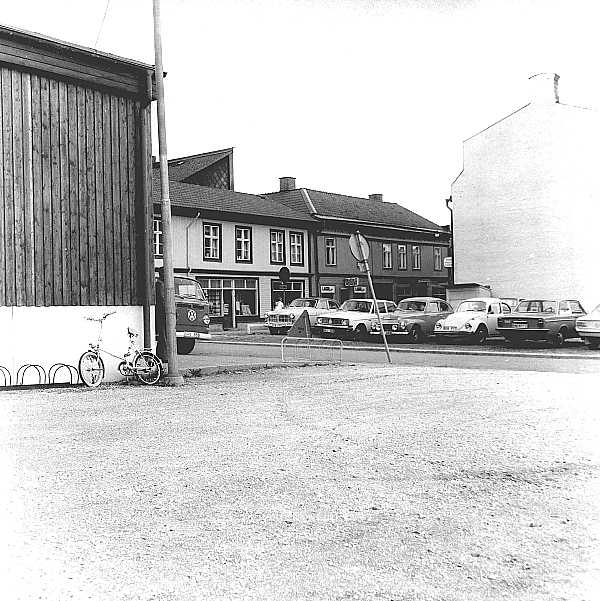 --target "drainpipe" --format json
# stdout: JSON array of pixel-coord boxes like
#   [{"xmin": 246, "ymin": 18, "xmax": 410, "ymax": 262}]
[
  {"xmin": 445, "ymin": 196, "xmax": 454, "ymax": 287},
  {"xmin": 186, "ymin": 212, "xmax": 201, "ymax": 276}
]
